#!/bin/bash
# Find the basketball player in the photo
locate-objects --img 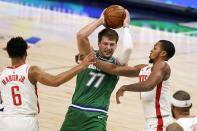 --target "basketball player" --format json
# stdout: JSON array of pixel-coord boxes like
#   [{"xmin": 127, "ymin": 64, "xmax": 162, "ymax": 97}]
[
  {"xmin": 0, "ymin": 37, "xmax": 94, "ymax": 131},
  {"xmin": 95, "ymin": 40, "xmax": 175, "ymax": 131},
  {"xmin": 60, "ymin": 10, "xmax": 133, "ymax": 131},
  {"xmin": 166, "ymin": 90, "xmax": 197, "ymax": 131}
]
